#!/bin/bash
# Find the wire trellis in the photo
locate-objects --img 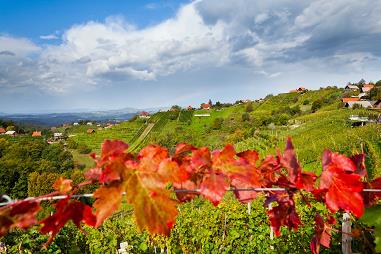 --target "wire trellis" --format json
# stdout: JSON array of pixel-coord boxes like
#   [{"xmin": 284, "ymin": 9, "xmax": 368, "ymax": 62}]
[{"xmin": 1, "ymin": 188, "xmax": 381, "ymax": 207}]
